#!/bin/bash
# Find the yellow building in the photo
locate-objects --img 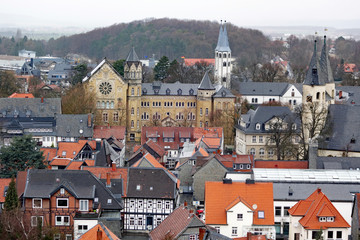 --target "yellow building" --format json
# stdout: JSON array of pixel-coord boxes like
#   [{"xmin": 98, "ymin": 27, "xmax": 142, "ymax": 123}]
[{"xmin": 82, "ymin": 48, "xmax": 236, "ymax": 142}]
